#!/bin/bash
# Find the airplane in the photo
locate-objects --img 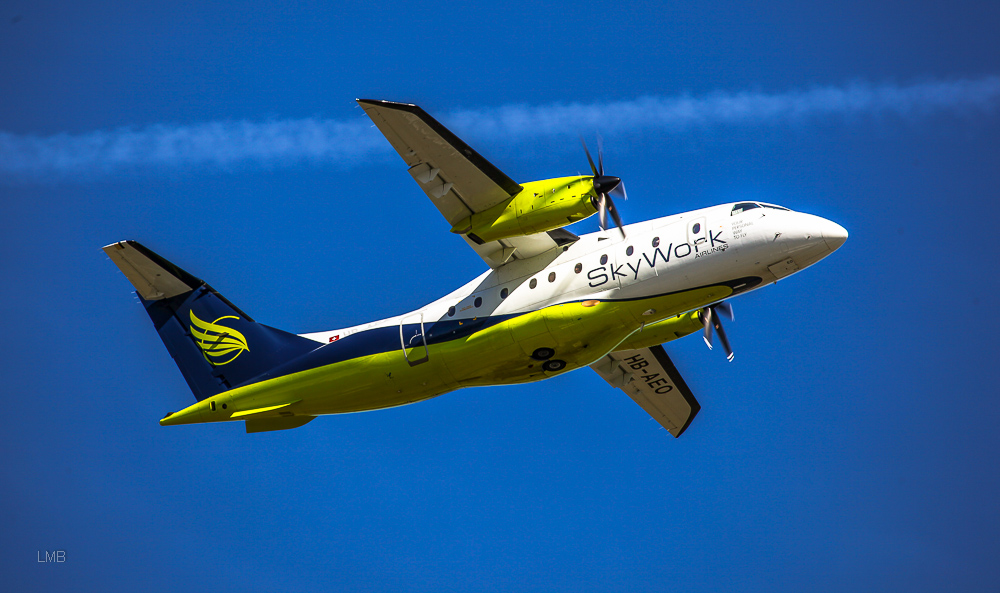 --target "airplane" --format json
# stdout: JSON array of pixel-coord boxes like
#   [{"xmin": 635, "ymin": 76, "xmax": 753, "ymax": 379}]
[{"xmin": 104, "ymin": 99, "xmax": 847, "ymax": 436}]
